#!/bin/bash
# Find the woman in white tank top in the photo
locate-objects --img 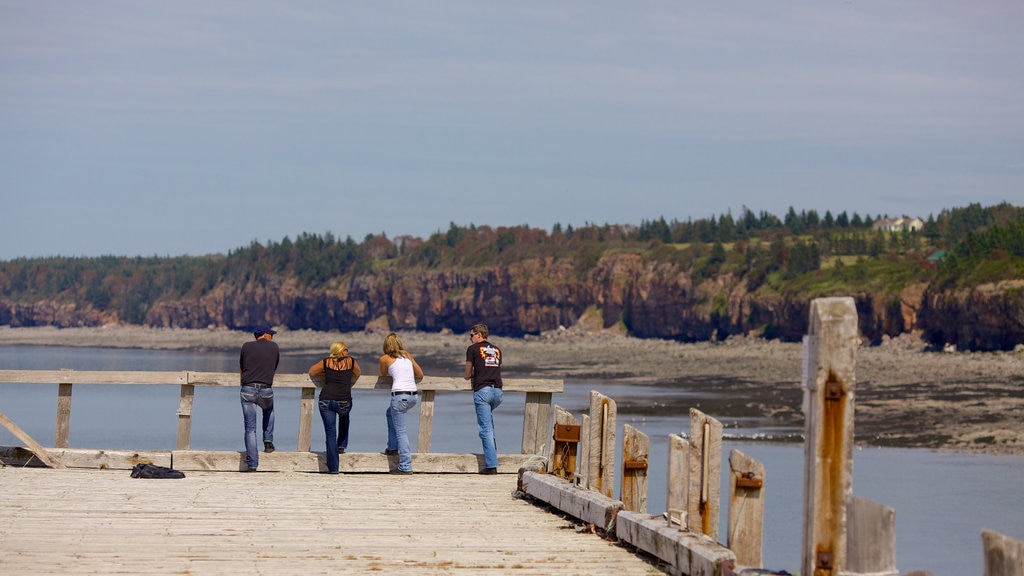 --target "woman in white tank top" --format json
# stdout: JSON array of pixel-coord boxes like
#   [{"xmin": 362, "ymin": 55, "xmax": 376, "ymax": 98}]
[{"xmin": 379, "ymin": 333, "xmax": 424, "ymax": 473}]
